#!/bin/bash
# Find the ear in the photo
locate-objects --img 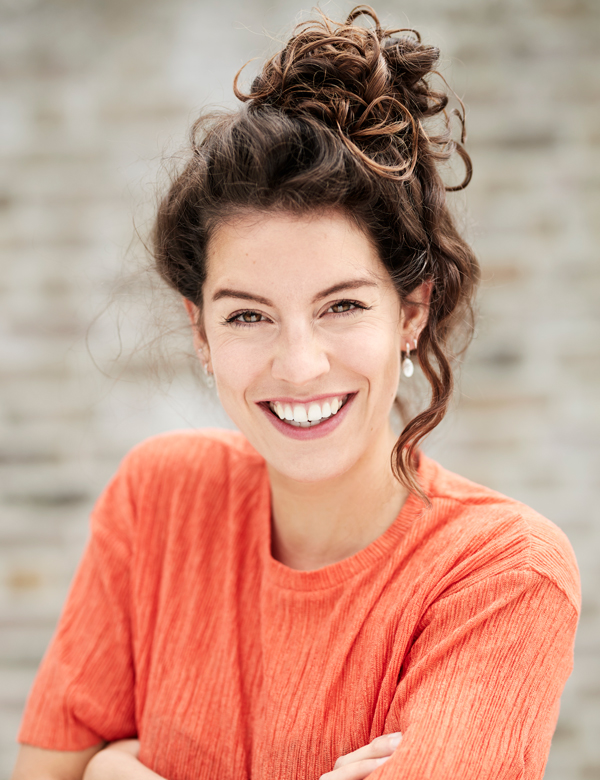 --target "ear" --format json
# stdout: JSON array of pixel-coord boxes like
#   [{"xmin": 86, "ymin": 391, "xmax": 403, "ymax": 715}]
[
  {"xmin": 182, "ymin": 298, "xmax": 211, "ymax": 367},
  {"xmin": 400, "ymin": 280, "xmax": 433, "ymax": 348}
]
